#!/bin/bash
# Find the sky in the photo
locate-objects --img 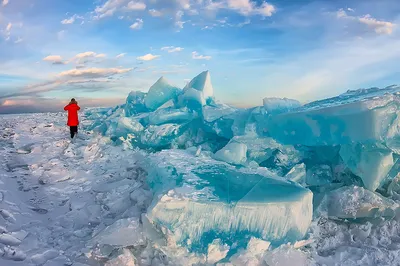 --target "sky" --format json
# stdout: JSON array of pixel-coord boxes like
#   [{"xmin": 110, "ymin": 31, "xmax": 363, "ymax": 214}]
[{"xmin": 0, "ymin": 0, "xmax": 400, "ymax": 113}]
